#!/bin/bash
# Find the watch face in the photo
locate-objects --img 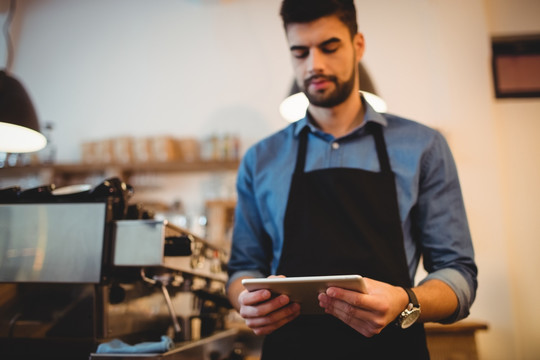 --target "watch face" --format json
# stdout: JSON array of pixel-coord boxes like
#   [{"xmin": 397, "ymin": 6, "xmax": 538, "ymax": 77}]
[{"xmin": 401, "ymin": 309, "xmax": 420, "ymax": 329}]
